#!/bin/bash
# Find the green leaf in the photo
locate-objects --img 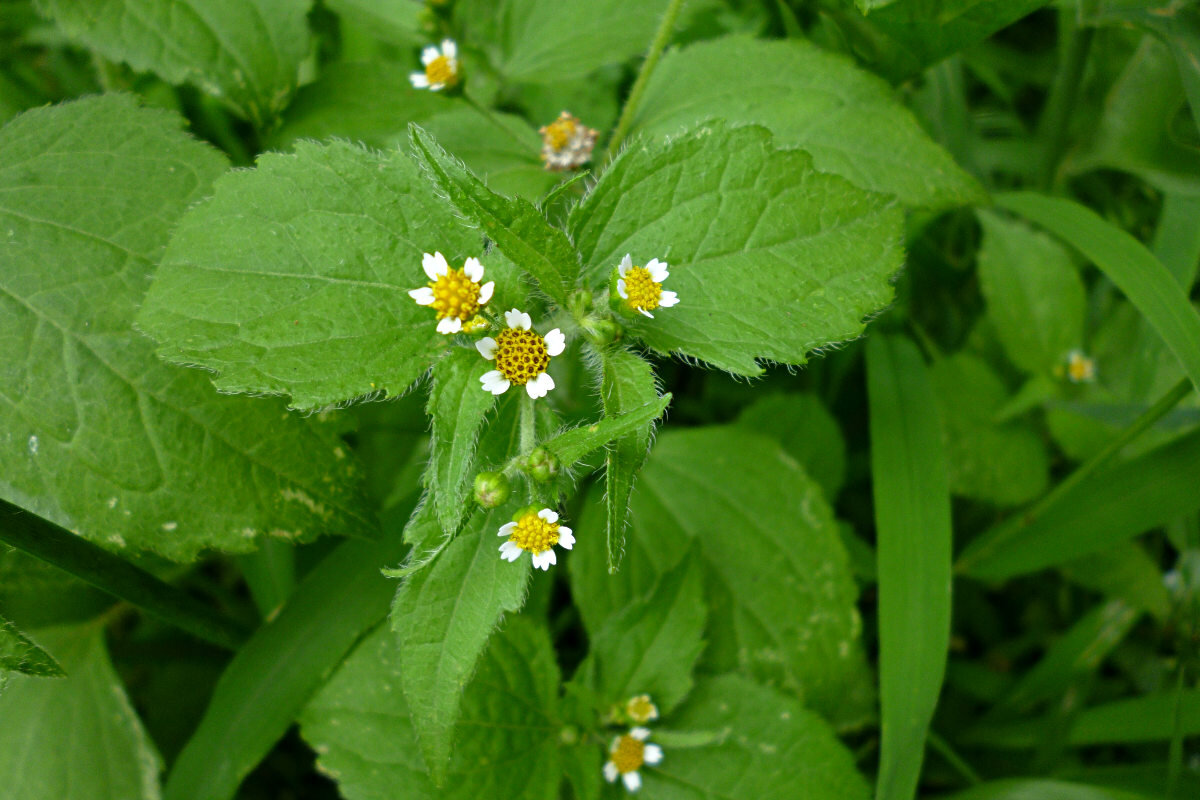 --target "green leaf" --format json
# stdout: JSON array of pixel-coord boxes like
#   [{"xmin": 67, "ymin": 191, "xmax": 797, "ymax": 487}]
[
  {"xmin": 428, "ymin": 348, "xmax": 497, "ymax": 534},
  {"xmin": 587, "ymin": 551, "xmax": 706, "ymax": 715},
  {"xmin": 0, "ymin": 95, "xmax": 371, "ymax": 561},
  {"xmin": 409, "ymin": 124, "xmax": 578, "ymax": 303},
  {"xmin": 569, "ymin": 427, "xmax": 874, "ymax": 730},
  {"xmin": 0, "ymin": 614, "xmax": 63, "ymax": 677},
  {"xmin": 570, "ymin": 122, "xmax": 902, "ymax": 375},
  {"xmin": 541, "ymin": 393, "xmax": 671, "ymax": 469},
  {"xmin": 164, "ymin": 531, "xmax": 410, "ymax": 800},
  {"xmin": 976, "ymin": 210, "xmax": 1087, "ymax": 375},
  {"xmin": 1059, "ymin": 542, "xmax": 1171, "ymax": 621},
  {"xmin": 34, "ymin": 0, "xmax": 311, "ymax": 127},
  {"xmin": 0, "ymin": 624, "xmax": 163, "ymax": 799},
  {"xmin": 325, "ymin": 0, "xmax": 423, "ymax": 47},
  {"xmin": 628, "ymin": 37, "xmax": 986, "ymax": 210},
  {"xmin": 137, "ymin": 139, "xmax": 484, "ymax": 410},
  {"xmin": 301, "ymin": 617, "xmax": 561, "ymax": 800},
  {"xmin": 735, "ymin": 392, "xmax": 847, "ymax": 500},
  {"xmin": 597, "ymin": 346, "xmax": 660, "ymax": 570},
  {"xmin": 866, "ymin": 335, "xmax": 952, "ymax": 800},
  {"xmin": 391, "ymin": 508, "xmax": 532, "ymax": 783},
  {"xmin": 942, "ymin": 780, "xmax": 1152, "ymax": 800},
  {"xmin": 640, "ymin": 674, "xmax": 871, "ymax": 800},
  {"xmin": 995, "ymin": 192, "xmax": 1200, "ymax": 395},
  {"xmin": 929, "ymin": 353, "xmax": 1050, "ymax": 506}
]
